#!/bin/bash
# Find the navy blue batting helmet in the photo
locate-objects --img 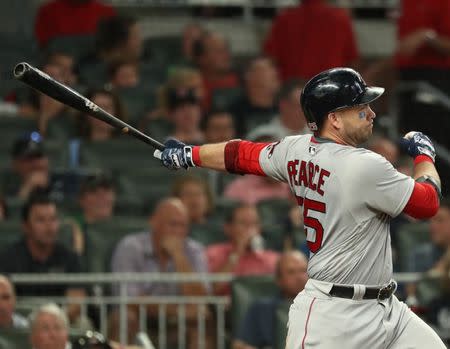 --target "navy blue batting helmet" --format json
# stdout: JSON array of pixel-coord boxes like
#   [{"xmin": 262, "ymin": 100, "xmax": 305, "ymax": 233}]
[{"xmin": 300, "ymin": 67, "xmax": 384, "ymax": 132}]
